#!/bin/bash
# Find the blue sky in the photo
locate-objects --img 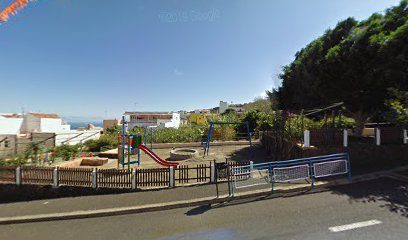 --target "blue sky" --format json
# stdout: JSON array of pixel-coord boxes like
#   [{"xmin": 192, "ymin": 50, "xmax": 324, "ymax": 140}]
[{"xmin": 0, "ymin": 0, "xmax": 401, "ymax": 120}]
